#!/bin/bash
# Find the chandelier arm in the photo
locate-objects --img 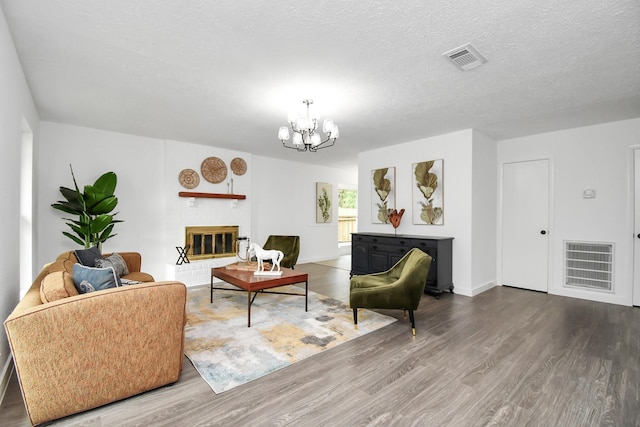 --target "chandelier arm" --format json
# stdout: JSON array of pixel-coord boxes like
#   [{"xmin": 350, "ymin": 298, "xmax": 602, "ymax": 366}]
[
  {"xmin": 313, "ymin": 137, "xmax": 337, "ymax": 150},
  {"xmin": 281, "ymin": 139, "xmax": 309, "ymax": 152}
]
